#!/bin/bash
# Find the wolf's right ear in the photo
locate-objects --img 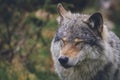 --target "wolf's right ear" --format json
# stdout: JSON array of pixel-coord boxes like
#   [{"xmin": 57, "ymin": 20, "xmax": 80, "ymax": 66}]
[{"xmin": 57, "ymin": 3, "xmax": 71, "ymax": 23}]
